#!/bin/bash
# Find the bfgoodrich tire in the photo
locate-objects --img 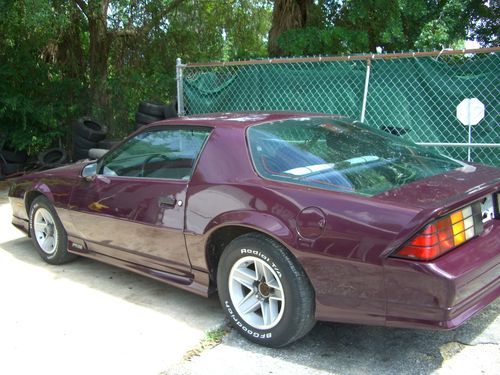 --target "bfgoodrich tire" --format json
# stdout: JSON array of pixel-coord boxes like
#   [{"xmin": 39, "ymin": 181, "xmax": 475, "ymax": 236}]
[
  {"xmin": 217, "ymin": 233, "xmax": 315, "ymax": 347},
  {"xmin": 29, "ymin": 196, "xmax": 77, "ymax": 265}
]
